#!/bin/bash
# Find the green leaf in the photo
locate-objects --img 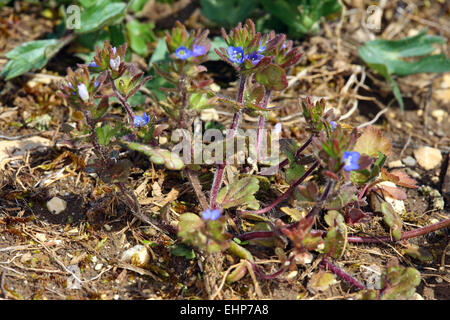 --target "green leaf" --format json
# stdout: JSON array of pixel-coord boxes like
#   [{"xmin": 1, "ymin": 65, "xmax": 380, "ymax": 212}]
[
  {"xmin": 126, "ymin": 19, "xmax": 155, "ymax": 56},
  {"xmin": 171, "ymin": 244, "xmax": 196, "ymax": 259},
  {"xmin": 130, "ymin": 0, "xmax": 148, "ymax": 12},
  {"xmin": 149, "ymin": 38, "xmax": 171, "ymax": 65},
  {"xmin": 77, "ymin": 0, "xmax": 127, "ymax": 34},
  {"xmin": 121, "ymin": 141, "xmax": 184, "ymax": 170},
  {"xmin": 96, "ymin": 124, "xmax": 118, "ymax": 146},
  {"xmin": 380, "ymin": 259, "xmax": 421, "ymax": 300},
  {"xmin": 98, "ymin": 159, "xmax": 132, "ymax": 184},
  {"xmin": 322, "ymin": 211, "xmax": 347, "ymax": 259},
  {"xmin": 255, "ymin": 64, "xmax": 288, "ymax": 91},
  {"xmin": 216, "ymin": 176, "xmax": 260, "ymax": 209},
  {"xmin": 381, "ymin": 201, "xmax": 403, "ymax": 240},
  {"xmin": 200, "ymin": 0, "xmax": 257, "ymax": 27},
  {"xmin": 259, "ymin": 0, "xmax": 341, "ymax": 37},
  {"xmin": 228, "ymin": 240, "xmax": 254, "ymax": 262},
  {"xmin": 358, "ymin": 29, "xmax": 450, "ymax": 110},
  {"xmin": 1, "ymin": 39, "xmax": 61, "ymax": 80},
  {"xmin": 208, "ymin": 37, "xmax": 228, "ymax": 61}
]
